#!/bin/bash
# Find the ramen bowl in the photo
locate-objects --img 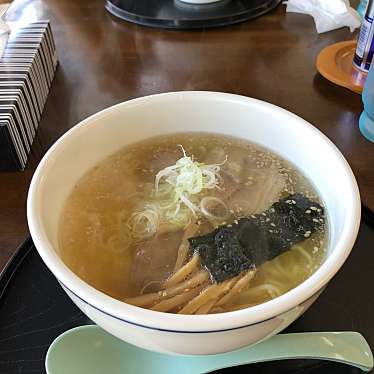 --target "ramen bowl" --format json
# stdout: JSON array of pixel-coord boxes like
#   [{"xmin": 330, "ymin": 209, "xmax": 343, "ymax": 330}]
[{"xmin": 27, "ymin": 92, "xmax": 360, "ymax": 355}]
